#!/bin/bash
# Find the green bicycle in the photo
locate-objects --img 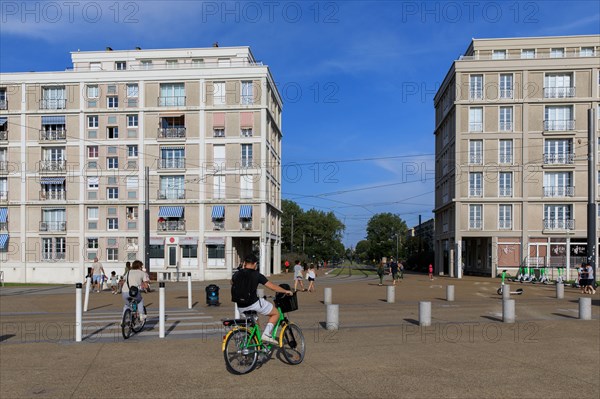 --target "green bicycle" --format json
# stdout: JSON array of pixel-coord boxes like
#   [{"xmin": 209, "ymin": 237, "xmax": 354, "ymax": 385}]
[{"xmin": 221, "ymin": 290, "xmax": 305, "ymax": 375}]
